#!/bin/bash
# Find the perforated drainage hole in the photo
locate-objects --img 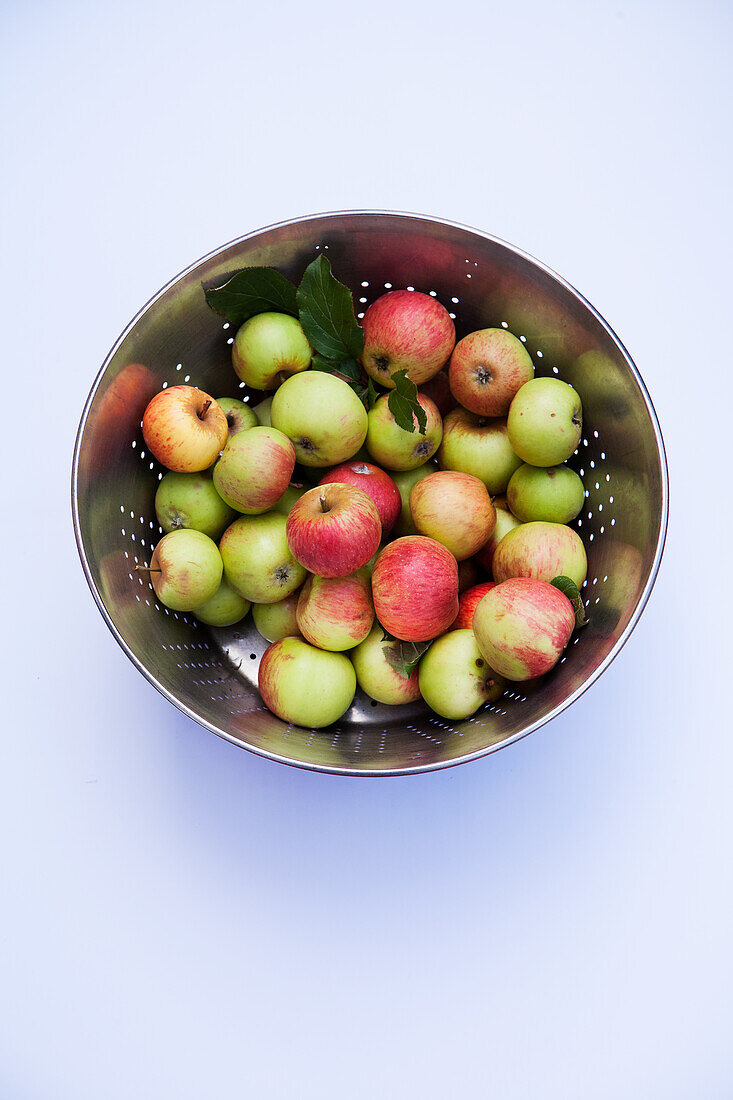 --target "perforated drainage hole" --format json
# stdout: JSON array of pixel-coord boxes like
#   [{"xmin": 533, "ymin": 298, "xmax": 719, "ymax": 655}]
[{"xmin": 249, "ymin": 653, "xmax": 256, "ymax": 660}]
